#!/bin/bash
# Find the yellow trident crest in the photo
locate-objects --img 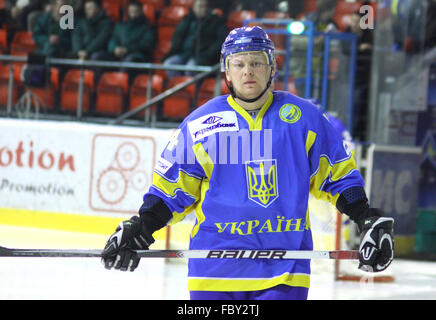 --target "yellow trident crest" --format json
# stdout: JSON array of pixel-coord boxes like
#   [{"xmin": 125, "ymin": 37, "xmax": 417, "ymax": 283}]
[{"xmin": 246, "ymin": 160, "xmax": 278, "ymax": 207}]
